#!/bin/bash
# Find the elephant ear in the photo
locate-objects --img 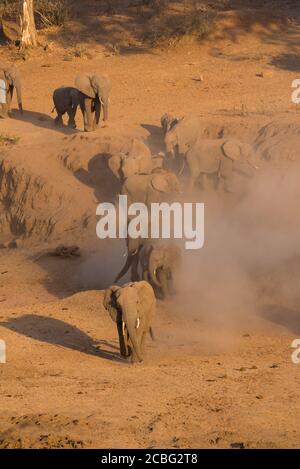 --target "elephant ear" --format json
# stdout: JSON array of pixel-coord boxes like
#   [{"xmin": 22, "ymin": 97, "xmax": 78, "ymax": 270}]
[
  {"xmin": 221, "ymin": 140, "xmax": 241, "ymax": 162},
  {"xmin": 108, "ymin": 153, "xmax": 125, "ymax": 180},
  {"xmin": 103, "ymin": 285, "xmax": 120, "ymax": 321},
  {"xmin": 3, "ymin": 65, "xmax": 19, "ymax": 86},
  {"xmin": 75, "ymin": 74, "xmax": 96, "ymax": 98},
  {"xmin": 151, "ymin": 174, "xmax": 169, "ymax": 193},
  {"xmin": 92, "ymin": 74, "xmax": 112, "ymax": 95}
]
